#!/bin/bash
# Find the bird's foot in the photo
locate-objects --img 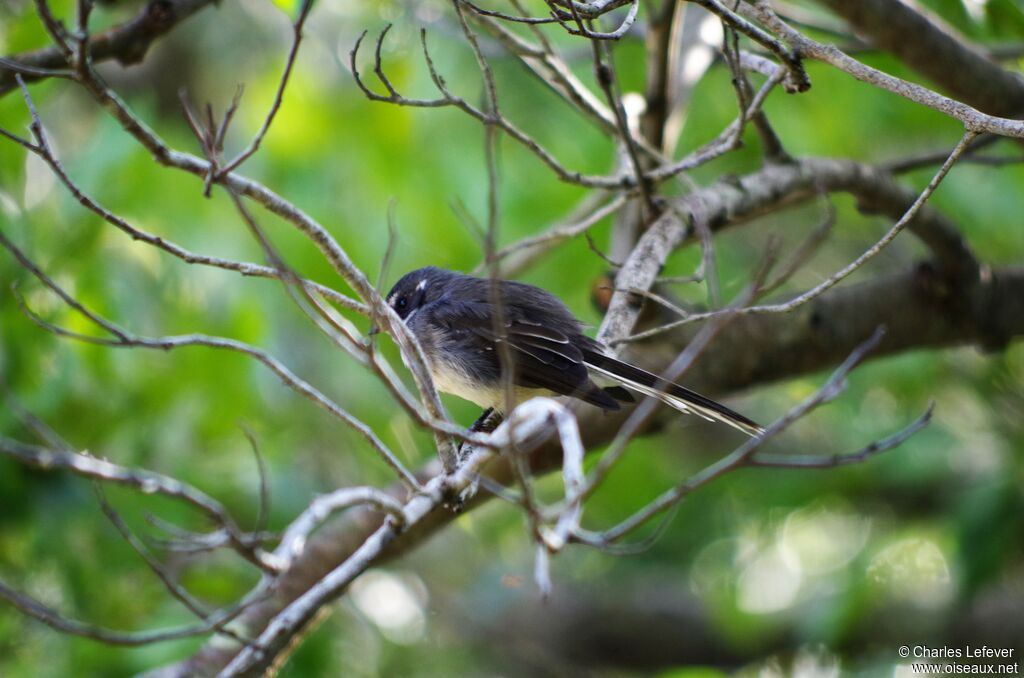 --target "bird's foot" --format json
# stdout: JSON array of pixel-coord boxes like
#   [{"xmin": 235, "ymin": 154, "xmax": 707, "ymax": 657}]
[
  {"xmin": 471, "ymin": 407, "xmax": 502, "ymax": 433},
  {"xmin": 456, "ymin": 407, "xmax": 504, "ymax": 461},
  {"xmin": 441, "ymin": 477, "xmax": 478, "ymax": 513},
  {"xmin": 446, "ymin": 408, "xmax": 505, "ymax": 512}
]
